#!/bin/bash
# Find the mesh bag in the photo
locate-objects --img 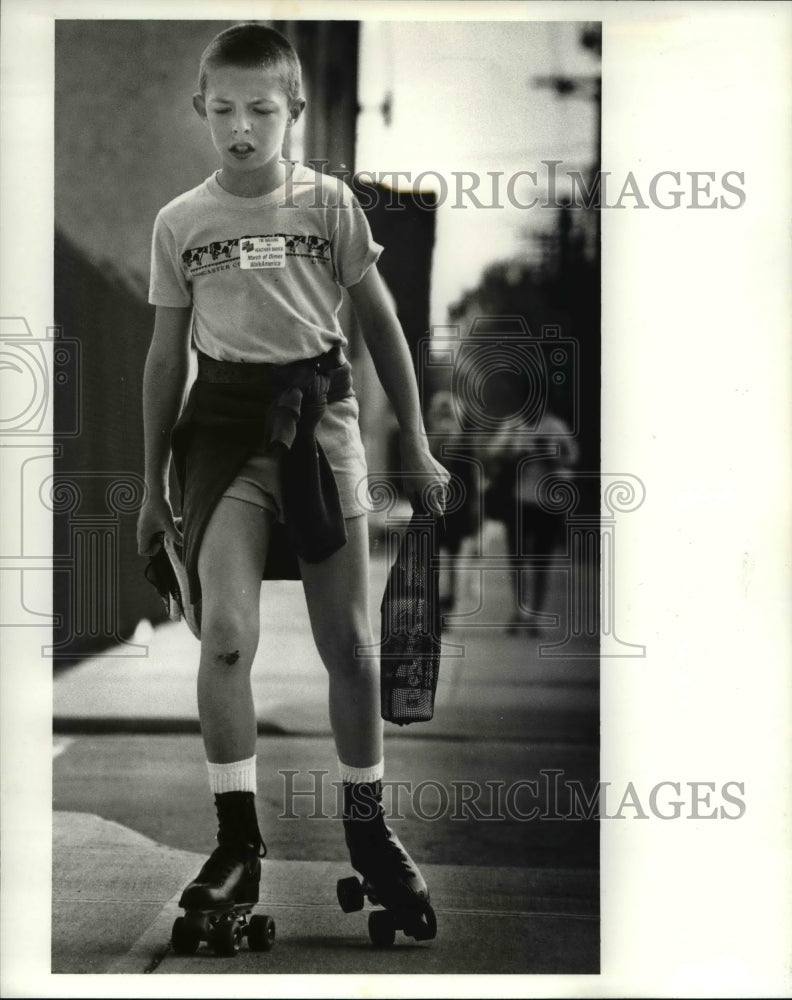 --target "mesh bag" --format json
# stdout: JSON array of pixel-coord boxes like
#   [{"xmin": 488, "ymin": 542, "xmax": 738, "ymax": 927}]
[{"xmin": 379, "ymin": 514, "xmax": 442, "ymax": 725}]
